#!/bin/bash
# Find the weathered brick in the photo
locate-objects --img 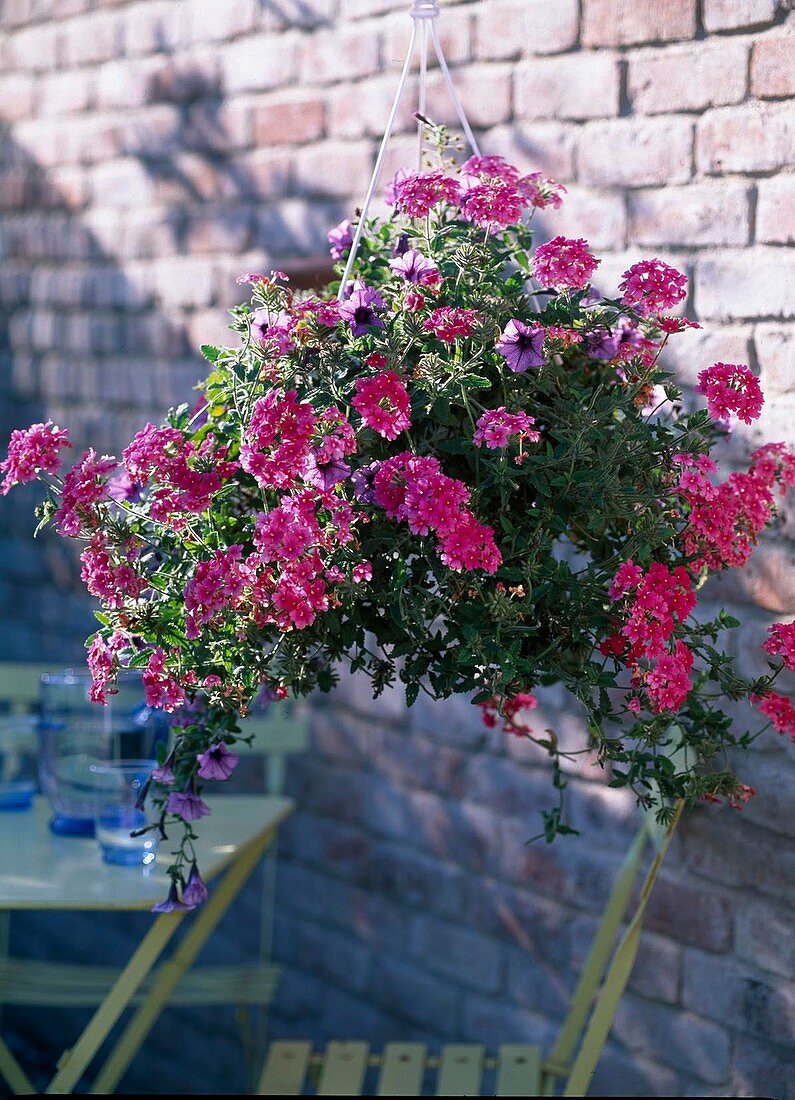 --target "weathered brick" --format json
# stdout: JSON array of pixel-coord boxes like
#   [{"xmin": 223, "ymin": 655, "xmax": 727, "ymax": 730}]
[
  {"xmin": 628, "ymin": 40, "xmax": 748, "ymax": 114},
  {"xmin": 153, "ymin": 256, "xmax": 216, "ymax": 309},
  {"xmin": 615, "ymin": 996, "xmax": 731, "ymax": 1083},
  {"xmin": 122, "ymin": 0, "xmax": 185, "ymax": 56},
  {"xmin": 407, "ymin": 789, "xmax": 503, "ymax": 875},
  {"xmin": 293, "ymin": 140, "xmax": 374, "ymax": 199},
  {"xmin": 183, "ymin": 100, "xmax": 251, "ymax": 154},
  {"xmin": 4, "ymin": 22, "xmax": 59, "ymax": 71},
  {"xmin": 465, "ymin": 757, "xmax": 553, "ymax": 818},
  {"xmin": 735, "ymin": 896, "xmax": 794, "ymax": 978},
  {"xmin": 697, "ymin": 103, "xmax": 794, "ymax": 174},
  {"xmin": 365, "ymin": 840, "xmax": 466, "ymax": 919},
  {"xmin": 645, "ymin": 874, "xmax": 733, "ymax": 951},
  {"xmin": 252, "ymin": 92, "xmax": 326, "ymax": 146},
  {"xmin": 185, "ymin": 0, "xmax": 259, "ymax": 43},
  {"xmin": 732, "ymin": 1033, "xmax": 795, "ymax": 1099},
  {"xmin": 662, "ymin": 323, "xmax": 753, "ymax": 387},
  {"xmin": 582, "ymin": 0, "xmax": 697, "ymax": 47},
  {"xmin": 413, "ymin": 914, "xmax": 503, "ymax": 993},
  {"xmin": 371, "ymin": 955, "xmax": 461, "ymax": 1035},
  {"xmin": 61, "ymin": 12, "xmax": 123, "ymax": 66},
  {"xmin": 752, "ymin": 32, "xmax": 795, "ymax": 98},
  {"xmin": 695, "ymin": 248, "xmax": 795, "ymax": 321},
  {"xmin": 703, "ymin": 0, "xmax": 779, "ymax": 33},
  {"xmin": 374, "ymin": 727, "xmax": 467, "ymax": 796},
  {"xmin": 299, "ymin": 24, "xmax": 380, "ymax": 85},
  {"xmin": 504, "ymin": 942, "xmax": 576, "ymax": 1019},
  {"xmin": 482, "ymin": 122, "xmax": 576, "ymax": 180},
  {"xmin": 461, "ymin": 993, "xmax": 559, "ymax": 1047},
  {"xmin": 383, "ymin": 7, "xmax": 471, "ymax": 68},
  {"xmin": 89, "ymin": 159, "xmax": 155, "ymax": 208},
  {"xmin": 579, "ymin": 117, "xmax": 694, "ymax": 187},
  {"xmin": 591, "ymin": 1046, "xmax": 681, "ymax": 1097},
  {"xmin": 515, "ymin": 53, "xmax": 620, "ymax": 121},
  {"xmin": 683, "ymin": 948, "xmax": 795, "ymax": 1047},
  {"xmin": 327, "ymin": 75, "xmax": 416, "ymax": 141},
  {"xmin": 424, "ymin": 64, "xmax": 514, "ymax": 129},
  {"xmin": 541, "ymin": 186, "xmax": 627, "ymax": 251},
  {"xmin": 0, "ymin": 73, "xmax": 36, "ymax": 121},
  {"xmin": 756, "ymin": 174, "xmax": 795, "ymax": 245},
  {"xmin": 234, "ymin": 150, "xmax": 293, "ymax": 200},
  {"xmin": 220, "ymin": 33, "xmax": 299, "ymax": 94},
  {"xmin": 628, "ymin": 930, "xmax": 682, "ymax": 1005},
  {"xmin": 628, "ymin": 181, "xmax": 751, "ymax": 248},
  {"xmin": 475, "ymin": 0, "xmax": 579, "ymax": 60},
  {"xmin": 756, "ymin": 323, "xmax": 793, "ymax": 394}
]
